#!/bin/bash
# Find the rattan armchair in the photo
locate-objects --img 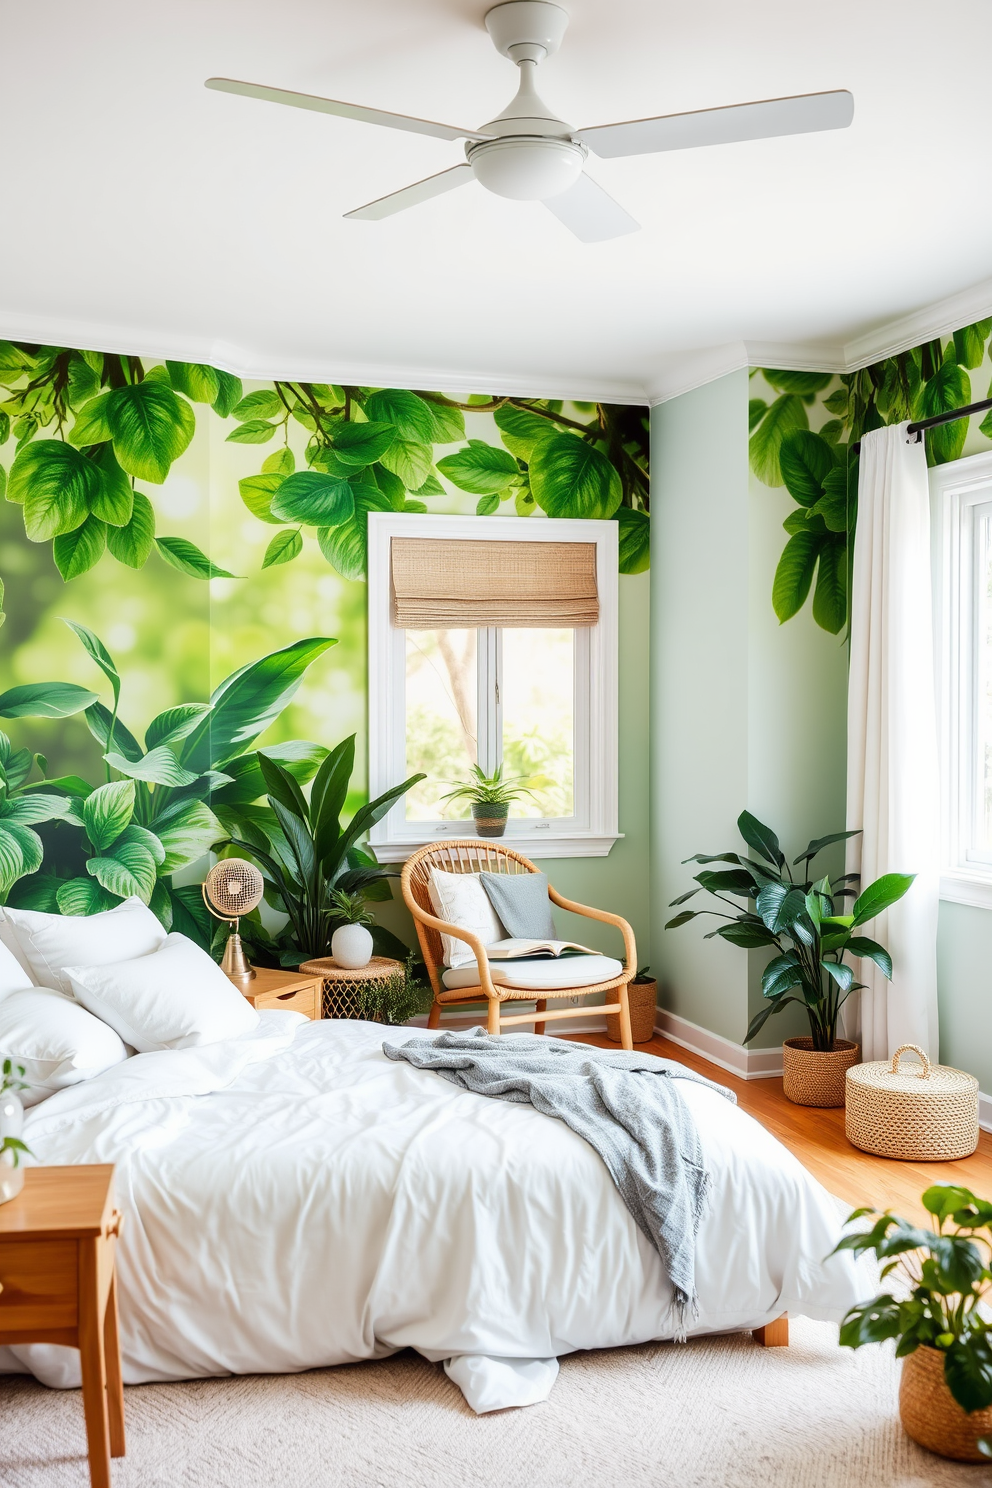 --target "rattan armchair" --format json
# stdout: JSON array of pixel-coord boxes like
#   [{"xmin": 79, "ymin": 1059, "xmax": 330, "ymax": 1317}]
[{"xmin": 400, "ymin": 840, "xmax": 636, "ymax": 1048}]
